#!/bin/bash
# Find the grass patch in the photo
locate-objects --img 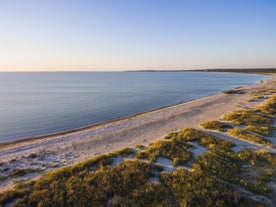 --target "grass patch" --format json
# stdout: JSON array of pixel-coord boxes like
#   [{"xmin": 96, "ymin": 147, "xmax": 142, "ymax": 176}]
[
  {"xmin": 1, "ymin": 128, "xmax": 275, "ymax": 206},
  {"xmin": 245, "ymin": 125, "xmax": 272, "ymax": 136},
  {"xmin": 251, "ymin": 87, "xmax": 276, "ymax": 96},
  {"xmin": 257, "ymin": 94, "xmax": 276, "ymax": 115},
  {"xmin": 223, "ymin": 110, "xmax": 273, "ymax": 126},
  {"xmin": 193, "ymin": 148, "xmax": 276, "ymax": 196},
  {"xmin": 201, "ymin": 120, "xmax": 233, "ymax": 132},
  {"xmin": 160, "ymin": 168, "xmax": 262, "ymax": 207},
  {"xmin": 247, "ymin": 95, "xmax": 265, "ymax": 102},
  {"xmin": 176, "ymin": 128, "xmax": 234, "ymax": 149},
  {"xmin": 1, "ymin": 139, "xmax": 273, "ymax": 207},
  {"xmin": 136, "ymin": 140, "xmax": 191, "ymax": 166},
  {"xmin": 164, "ymin": 132, "xmax": 179, "ymax": 140},
  {"xmin": 135, "ymin": 144, "xmax": 145, "ymax": 150},
  {"xmin": 109, "ymin": 147, "xmax": 135, "ymax": 157},
  {"xmin": 10, "ymin": 168, "xmax": 41, "ymax": 178},
  {"xmin": 228, "ymin": 128, "xmax": 272, "ymax": 146},
  {"xmin": 192, "ymin": 149, "xmax": 241, "ymax": 183},
  {"xmin": 0, "ymin": 168, "xmax": 41, "ymax": 183},
  {"xmin": 237, "ymin": 149, "xmax": 276, "ymax": 195}
]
